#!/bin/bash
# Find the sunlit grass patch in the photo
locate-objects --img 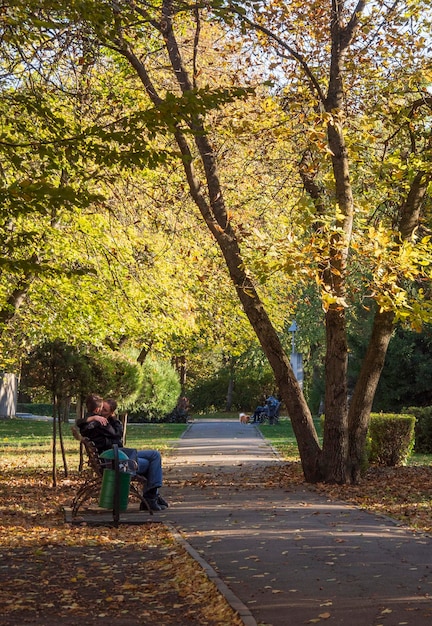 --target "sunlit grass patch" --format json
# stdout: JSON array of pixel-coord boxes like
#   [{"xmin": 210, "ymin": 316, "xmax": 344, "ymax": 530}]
[
  {"xmin": 0, "ymin": 419, "xmax": 188, "ymax": 473},
  {"xmin": 259, "ymin": 417, "xmax": 300, "ymax": 461}
]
